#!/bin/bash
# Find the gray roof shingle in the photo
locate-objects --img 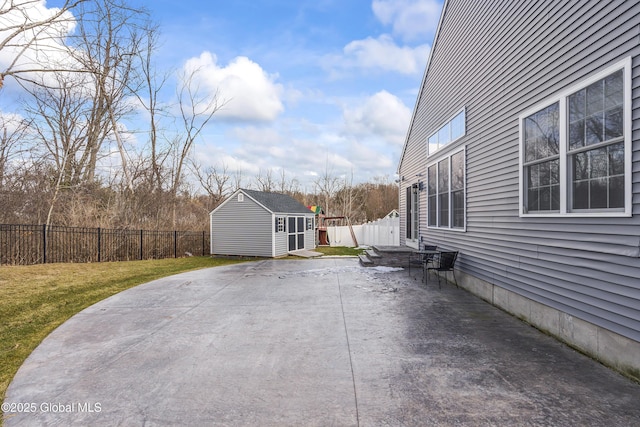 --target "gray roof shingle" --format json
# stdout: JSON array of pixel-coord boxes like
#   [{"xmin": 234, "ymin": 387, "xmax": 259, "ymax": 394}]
[{"xmin": 242, "ymin": 189, "xmax": 312, "ymax": 214}]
